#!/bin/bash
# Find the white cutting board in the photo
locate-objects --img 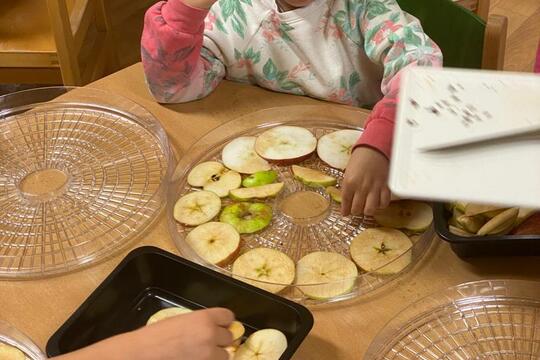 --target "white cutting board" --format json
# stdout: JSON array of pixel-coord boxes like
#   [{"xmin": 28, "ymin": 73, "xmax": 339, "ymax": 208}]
[{"xmin": 389, "ymin": 67, "xmax": 540, "ymax": 208}]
